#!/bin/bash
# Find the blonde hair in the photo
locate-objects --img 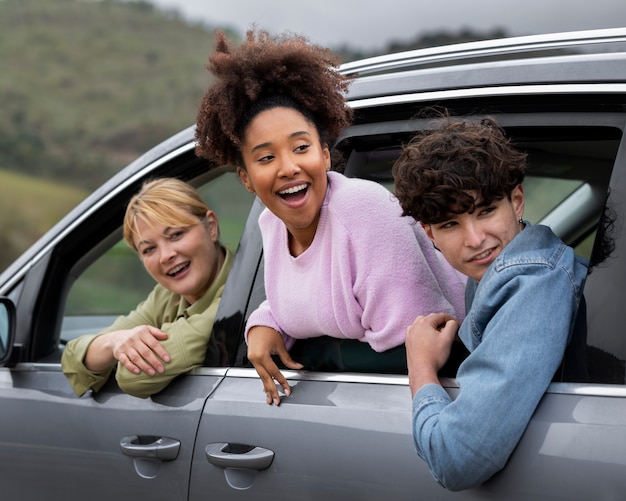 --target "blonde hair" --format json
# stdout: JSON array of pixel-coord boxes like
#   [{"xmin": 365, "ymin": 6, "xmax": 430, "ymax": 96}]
[{"xmin": 123, "ymin": 178, "xmax": 212, "ymax": 251}]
